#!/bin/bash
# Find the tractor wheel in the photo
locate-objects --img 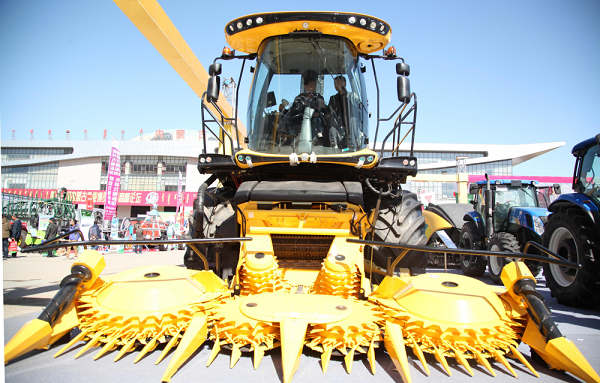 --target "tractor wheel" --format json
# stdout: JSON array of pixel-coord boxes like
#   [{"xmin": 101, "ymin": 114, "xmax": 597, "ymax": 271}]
[
  {"xmin": 458, "ymin": 221, "xmax": 487, "ymax": 277},
  {"xmin": 158, "ymin": 234, "xmax": 168, "ymax": 251},
  {"xmin": 487, "ymin": 232, "xmax": 520, "ymax": 285},
  {"xmin": 371, "ymin": 191, "xmax": 427, "ymax": 277},
  {"xmin": 542, "ymin": 208, "xmax": 600, "ymax": 308}
]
